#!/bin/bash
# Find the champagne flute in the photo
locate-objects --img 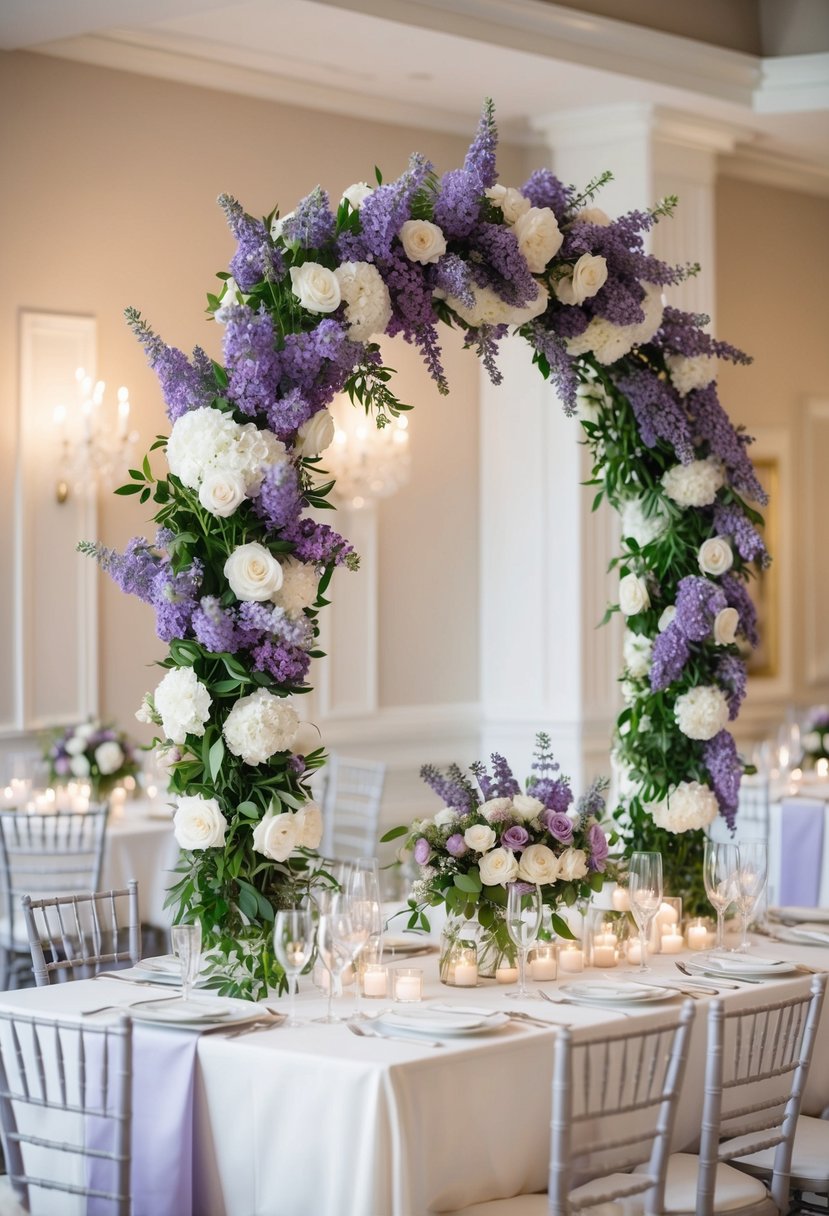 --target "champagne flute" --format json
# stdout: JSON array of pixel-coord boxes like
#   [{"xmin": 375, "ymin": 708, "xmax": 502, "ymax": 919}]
[
  {"xmin": 733, "ymin": 841, "xmax": 768, "ymax": 953},
  {"xmin": 347, "ymin": 865, "xmax": 383, "ymax": 1020},
  {"xmin": 703, "ymin": 841, "xmax": 739, "ymax": 952},
  {"xmin": 273, "ymin": 906, "xmax": 316, "ymax": 1027},
  {"xmin": 314, "ymin": 897, "xmax": 369, "ymax": 1024},
  {"xmin": 171, "ymin": 922, "xmax": 202, "ymax": 1006},
  {"xmin": 506, "ymin": 883, "xmax": 542, "ymax": 998},
  {"xmin": 628, "ymin": 853, "xmax": 662, "ymax": 973}
]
